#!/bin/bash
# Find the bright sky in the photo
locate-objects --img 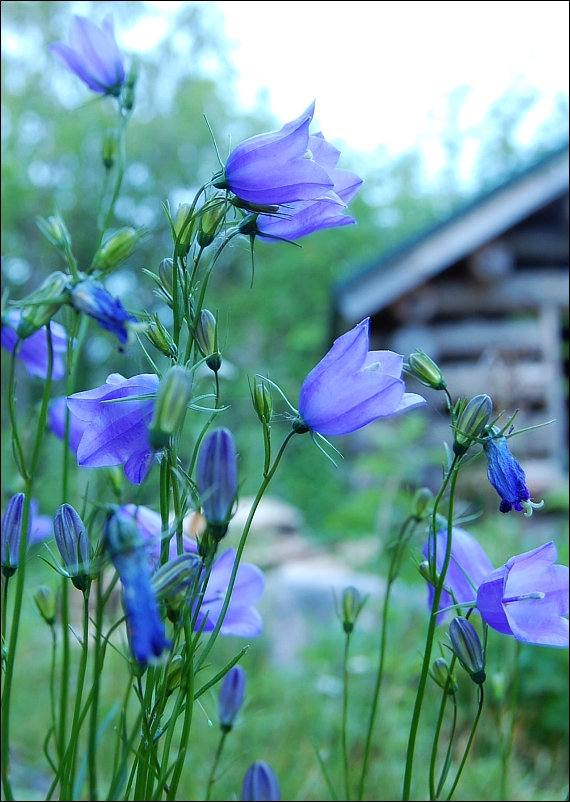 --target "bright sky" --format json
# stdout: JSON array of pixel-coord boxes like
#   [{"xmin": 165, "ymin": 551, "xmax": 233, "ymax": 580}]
[{"xmin": 212, "ymin": 0, "xmax": 569, "ymax": 155}]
